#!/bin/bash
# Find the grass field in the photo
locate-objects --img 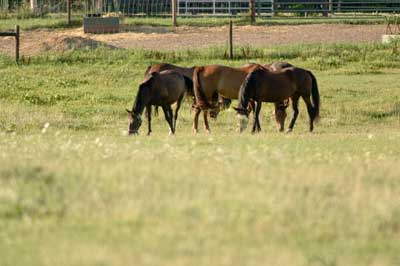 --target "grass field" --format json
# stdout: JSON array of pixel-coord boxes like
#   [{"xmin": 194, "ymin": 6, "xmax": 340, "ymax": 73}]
[{"xmin": 1, "ymin": 42, "xmax": 400, "ymax": 266}]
